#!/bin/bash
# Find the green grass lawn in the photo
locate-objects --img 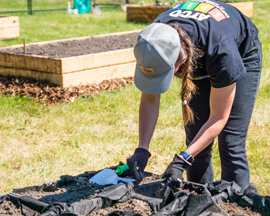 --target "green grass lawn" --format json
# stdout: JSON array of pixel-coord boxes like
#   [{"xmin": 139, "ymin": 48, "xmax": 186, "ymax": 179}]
[{"xmin": 0, "ymin": 1, "xmax": 269, "ymax": 196}]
